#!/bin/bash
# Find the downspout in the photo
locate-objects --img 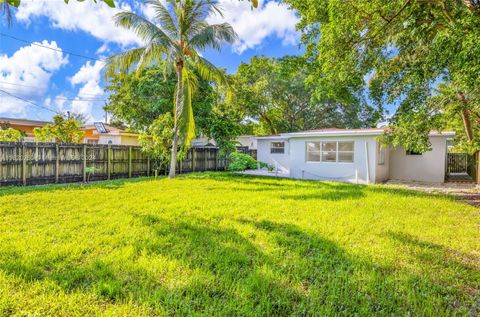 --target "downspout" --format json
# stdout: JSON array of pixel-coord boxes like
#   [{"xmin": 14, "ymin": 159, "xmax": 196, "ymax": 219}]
[{"xmin": 365, "ymin": 141, "xmax": 370, "ymax": 184}]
